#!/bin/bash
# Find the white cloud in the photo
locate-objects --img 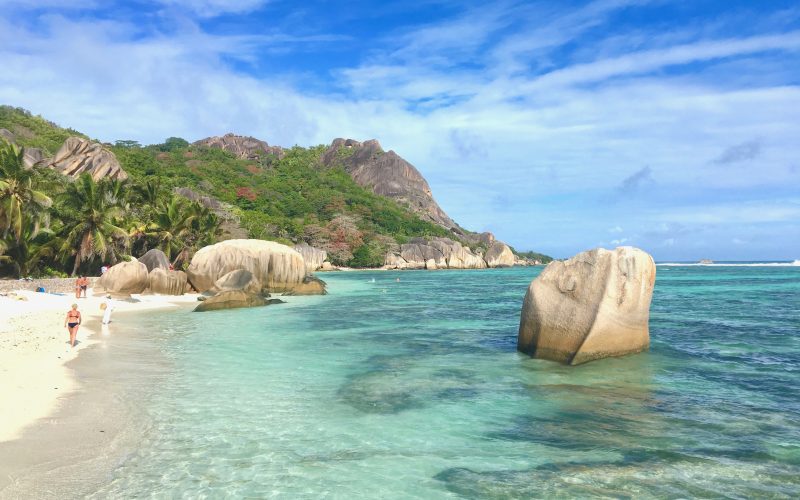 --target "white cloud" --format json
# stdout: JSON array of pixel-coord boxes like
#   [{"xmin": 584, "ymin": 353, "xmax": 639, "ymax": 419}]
[
  {"xmin": 0, "ymin": 2, "xmax": 798, "ymax": 259},
  {"xmin": 155, "ymin": 0, "xmax": 270, "ymax": 17}
]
